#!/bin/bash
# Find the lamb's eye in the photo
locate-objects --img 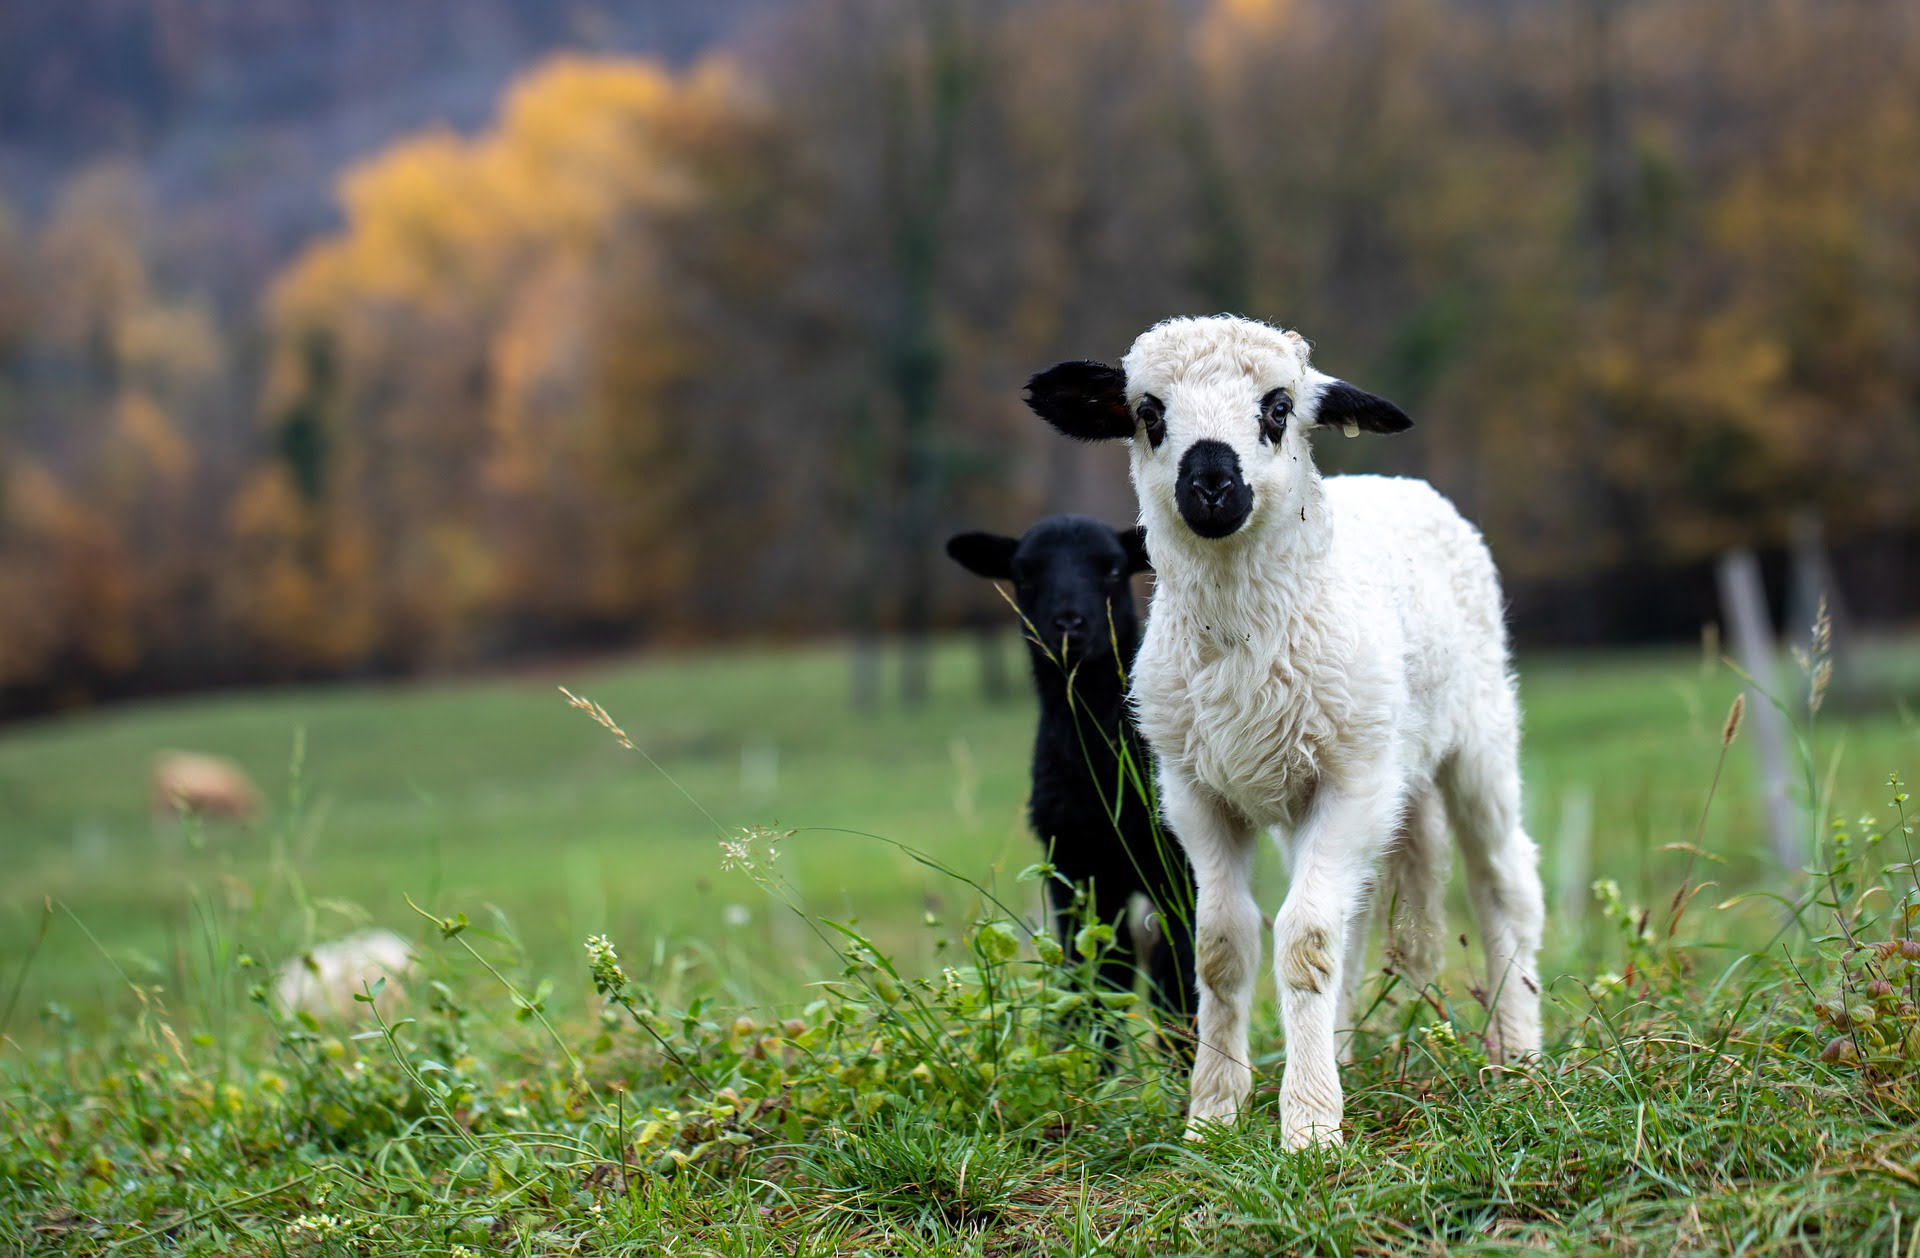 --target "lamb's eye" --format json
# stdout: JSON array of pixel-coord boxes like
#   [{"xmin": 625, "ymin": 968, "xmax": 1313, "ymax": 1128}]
[
  {"xmin": 1259, "ymin": 388, "xmax": 1292, "ymax": 443},
  {"xmin": 1107, "ymin": 562, "xmax": 1125, "ymax": 582},
  {"xmin": 1136, "ymin": 395, "xmax": 1167, "ymax": 448}
]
